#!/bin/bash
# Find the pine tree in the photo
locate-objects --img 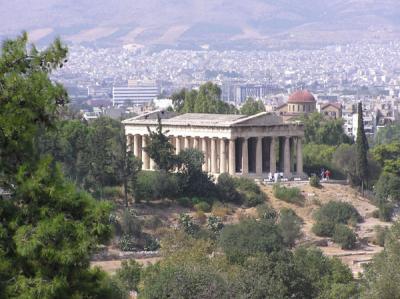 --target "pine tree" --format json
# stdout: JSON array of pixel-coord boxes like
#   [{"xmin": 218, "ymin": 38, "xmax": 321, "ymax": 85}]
[{"xmin": 356, "ymin": 102, "xmax": 369, "ymax": 193}]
